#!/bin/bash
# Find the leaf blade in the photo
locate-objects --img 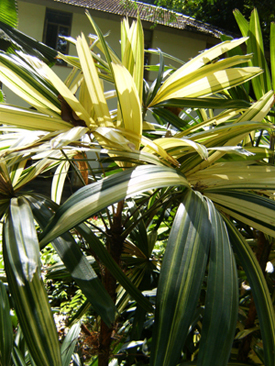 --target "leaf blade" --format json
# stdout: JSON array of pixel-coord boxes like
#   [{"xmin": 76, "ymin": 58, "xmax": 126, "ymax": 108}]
[
  {"xmin": 197, "ymin": 199, "xmax": 238, "ymax": 366},
  {"xmin": 40, "ymin": 165, "xmax": 190, "ymax": 246},
  {"xmin": 150, "ymin": 190, "xmax": 211, "ymax": 366},
  {"xmin": 3, "ymin": 197, "xmax": 62, "ymax": 366},
  {"xmin": 224, "ymin": 217, "xmax": 275, "ymax": 366}
]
